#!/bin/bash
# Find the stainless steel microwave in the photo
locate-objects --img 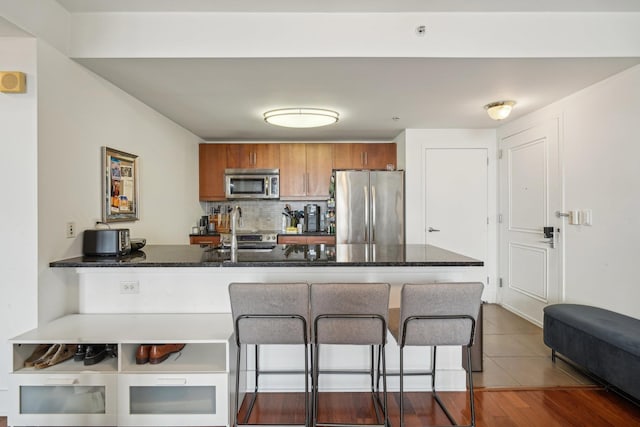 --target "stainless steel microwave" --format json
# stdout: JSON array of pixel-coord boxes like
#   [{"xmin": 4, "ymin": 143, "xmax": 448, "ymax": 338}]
[{"xmin": 224, "ymin": 168, "xmax": 279, "ymax": 199}]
